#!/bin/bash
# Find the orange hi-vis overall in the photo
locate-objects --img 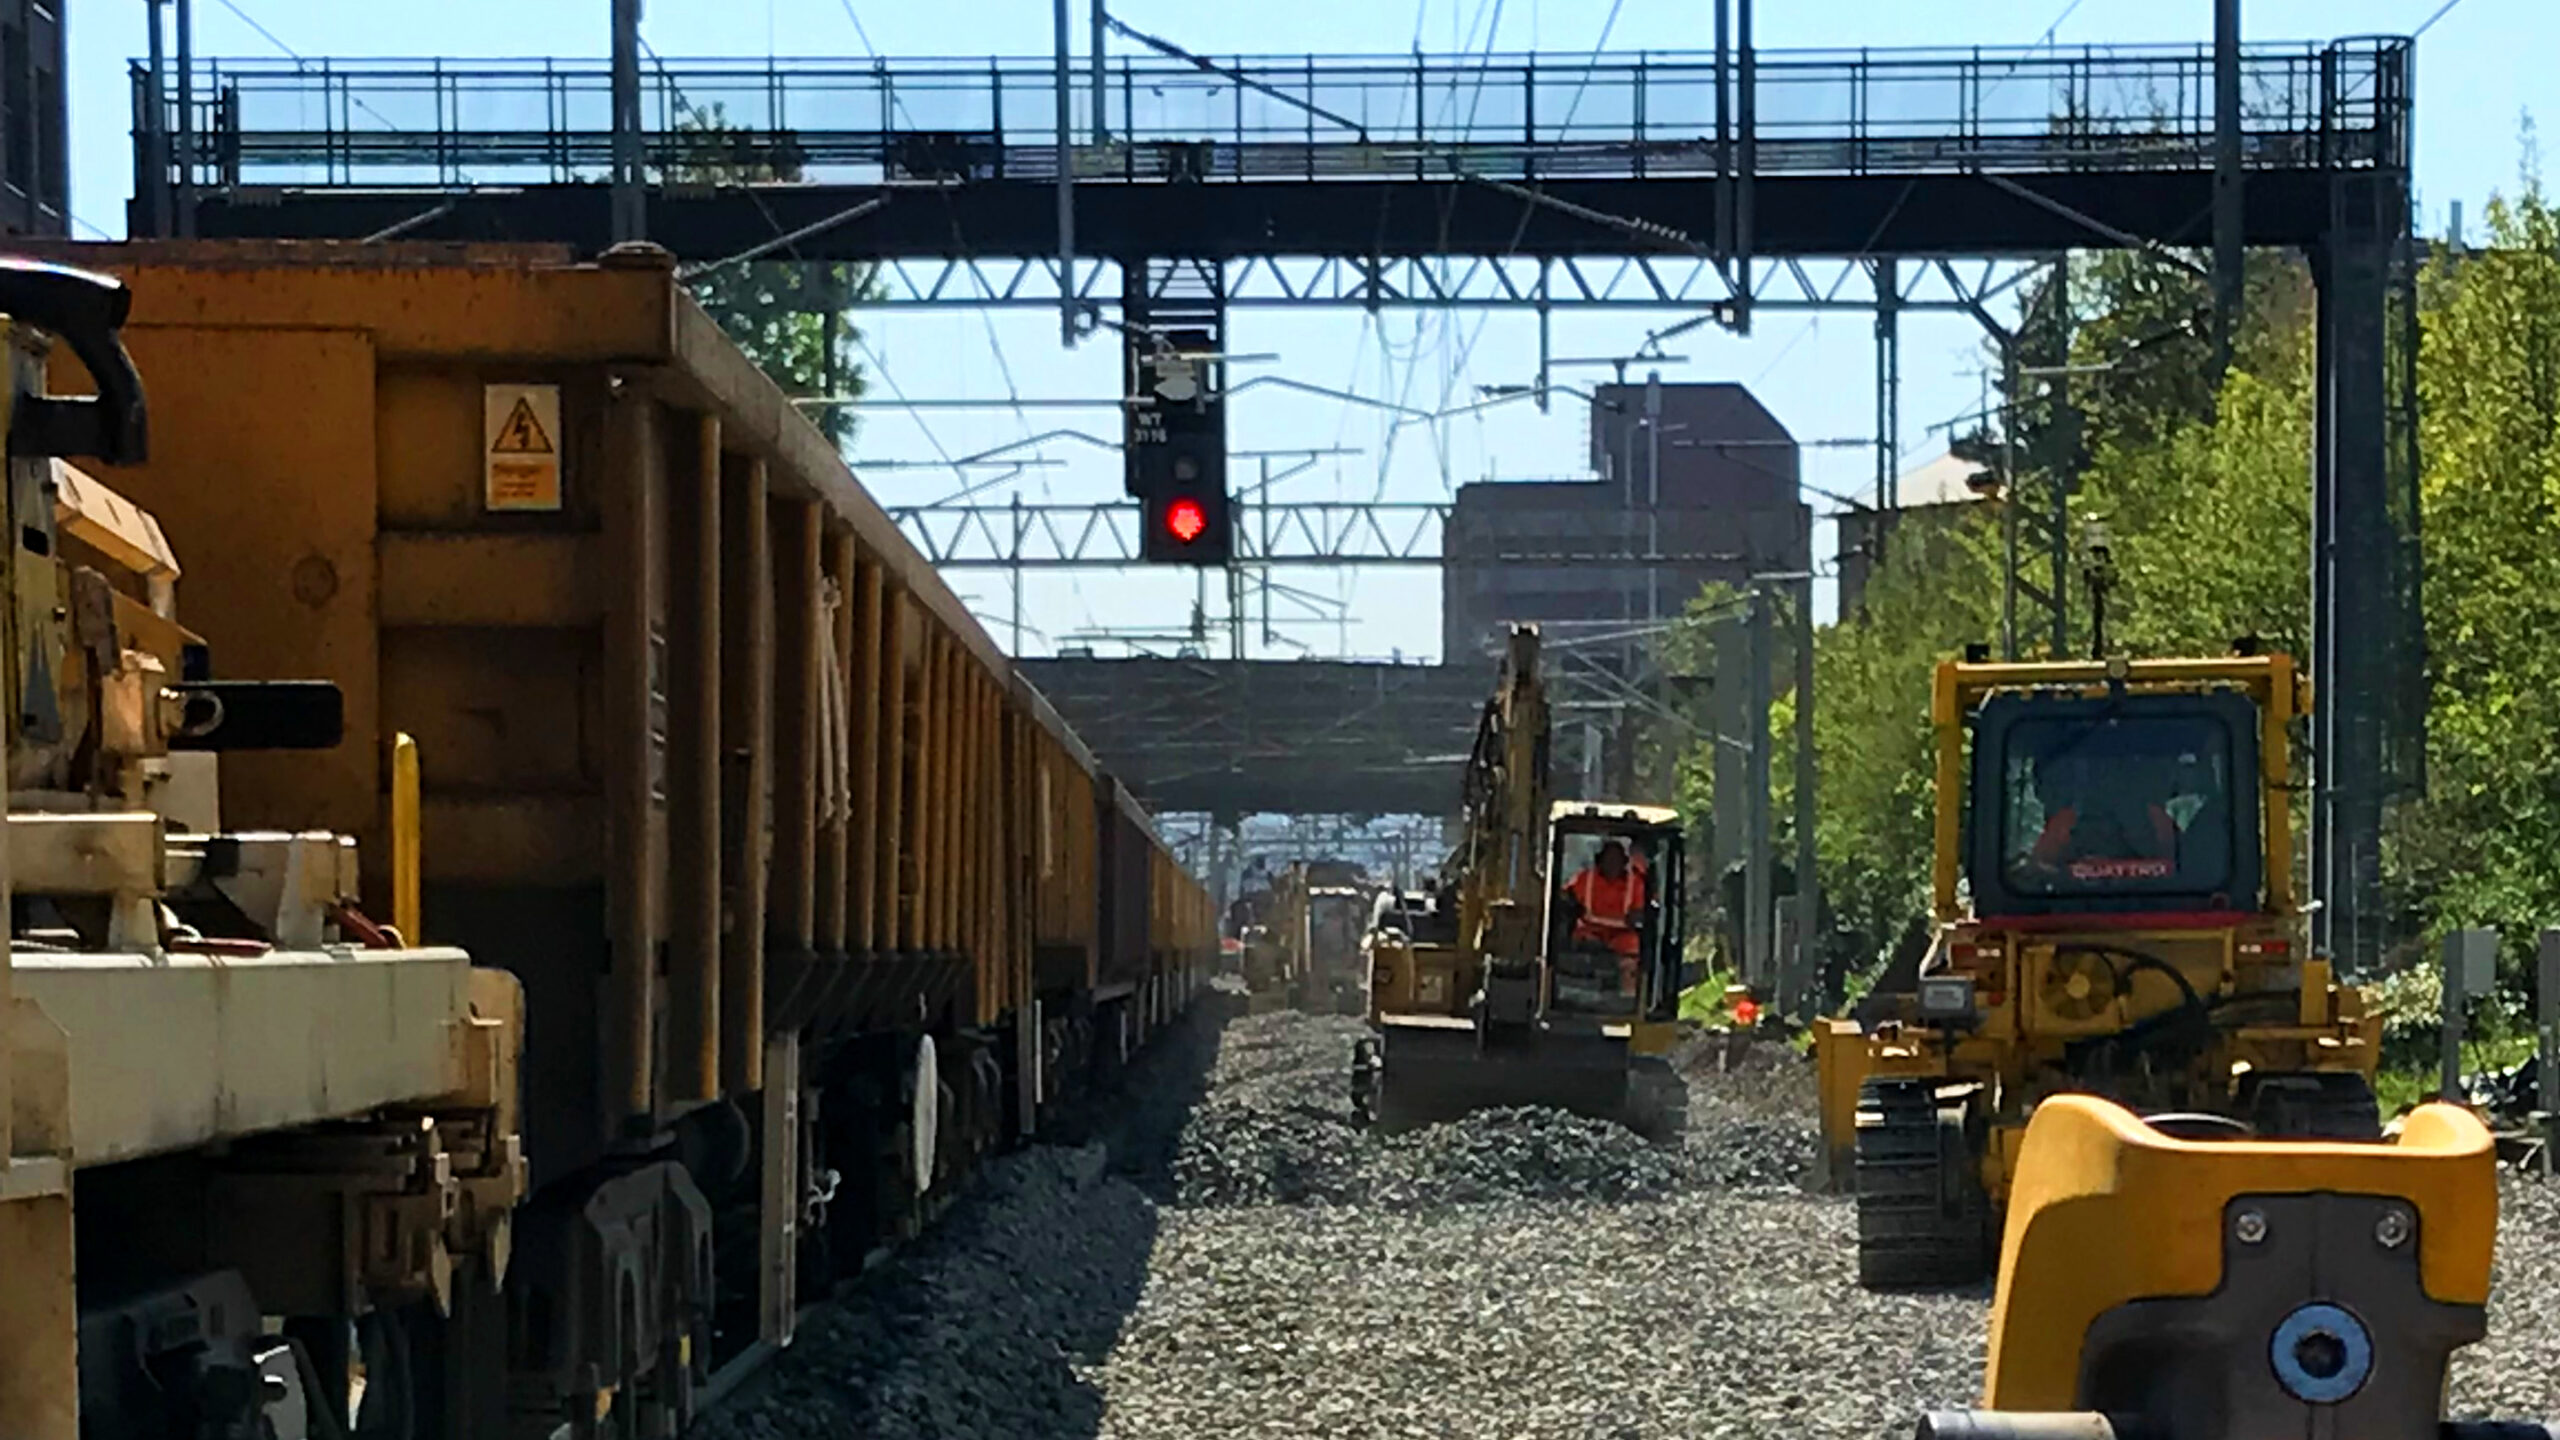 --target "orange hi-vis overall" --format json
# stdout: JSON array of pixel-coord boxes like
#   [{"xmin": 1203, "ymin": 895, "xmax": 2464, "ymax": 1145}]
[{"xmin": 1566, "ymin": 863, "xmax": 1647, "ymax": 993}]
